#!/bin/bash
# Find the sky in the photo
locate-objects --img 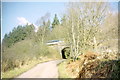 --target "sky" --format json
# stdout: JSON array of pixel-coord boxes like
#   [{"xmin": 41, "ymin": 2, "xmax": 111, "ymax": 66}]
[
  {"xmin": 1, "ymin": 2, "xmax": 118, "ymax": 41},
  {"xmin": 2, "ymin": 2, "xmax": 66, "ymax": 40}
]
